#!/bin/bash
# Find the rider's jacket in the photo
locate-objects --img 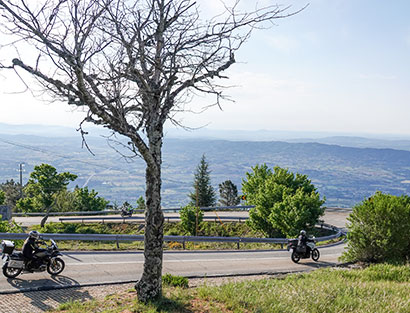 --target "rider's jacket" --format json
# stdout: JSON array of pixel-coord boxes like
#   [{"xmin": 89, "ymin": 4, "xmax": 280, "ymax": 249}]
[
  {"xmin": 298, "ymin": 234, "xmax": 308, "ymax": 246},
  {"xmin": 22, "ymin": 237, "xmax": 39, "ymax": 259}
]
